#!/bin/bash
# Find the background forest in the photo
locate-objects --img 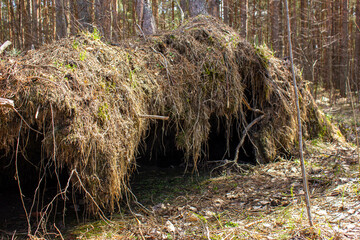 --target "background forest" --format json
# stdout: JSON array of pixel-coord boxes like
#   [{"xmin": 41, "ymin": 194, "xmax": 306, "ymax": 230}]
[{"xmin": 0, "ymin": 0, "xmax": 360, "ymax": 101}]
